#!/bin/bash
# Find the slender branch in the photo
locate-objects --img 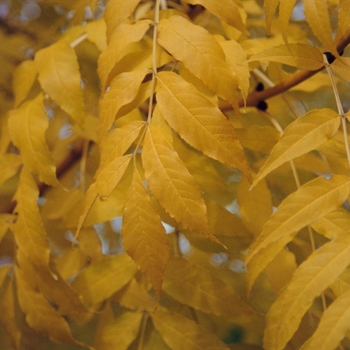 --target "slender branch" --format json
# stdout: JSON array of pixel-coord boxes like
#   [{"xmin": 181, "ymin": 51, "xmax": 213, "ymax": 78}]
[
  {"xmin": 147, "ymin": 0, "xmax": 162, "ymax": 124},
  {"xmin": 220, "ymin": 30, "xmax": 350, "ymax": 111}
]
